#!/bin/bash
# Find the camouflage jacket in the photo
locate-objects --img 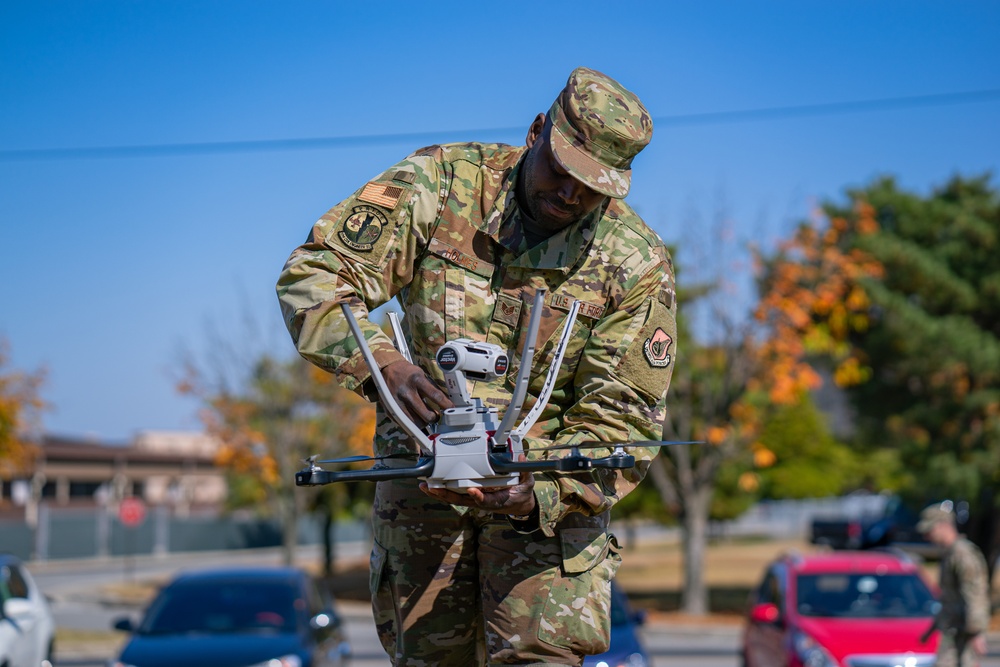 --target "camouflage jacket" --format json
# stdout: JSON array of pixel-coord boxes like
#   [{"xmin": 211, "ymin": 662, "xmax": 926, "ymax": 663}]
[
  {"xmin": 936, "ymin": 536, "xmax": 991, "ymax": 635},
  {"xmin": 277, "ymin": 142, "xmax": 677, "ymax": 537}
]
